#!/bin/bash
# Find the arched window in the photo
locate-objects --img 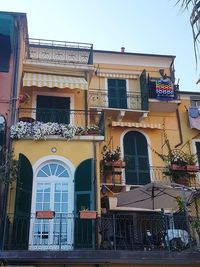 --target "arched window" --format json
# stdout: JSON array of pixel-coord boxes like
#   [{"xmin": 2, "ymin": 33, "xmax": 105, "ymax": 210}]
[
  {"xmin": 124, "ymin": 131, "xmax": 150, "ymax": 185},
  {"xmin": 30, "ymin": 160, "xmax": 74, "ymax": 250}
]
